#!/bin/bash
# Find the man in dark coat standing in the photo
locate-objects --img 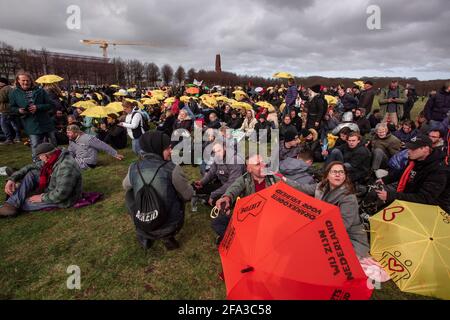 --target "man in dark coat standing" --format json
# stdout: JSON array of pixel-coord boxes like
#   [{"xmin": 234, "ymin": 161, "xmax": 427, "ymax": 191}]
[
  {"xmin": 306, "ymin": 84, "xmax": 328, "ymax": 131},
  {"xmin": 358, "ymin": 81, "xmax": 376, "ymax": 115}
]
